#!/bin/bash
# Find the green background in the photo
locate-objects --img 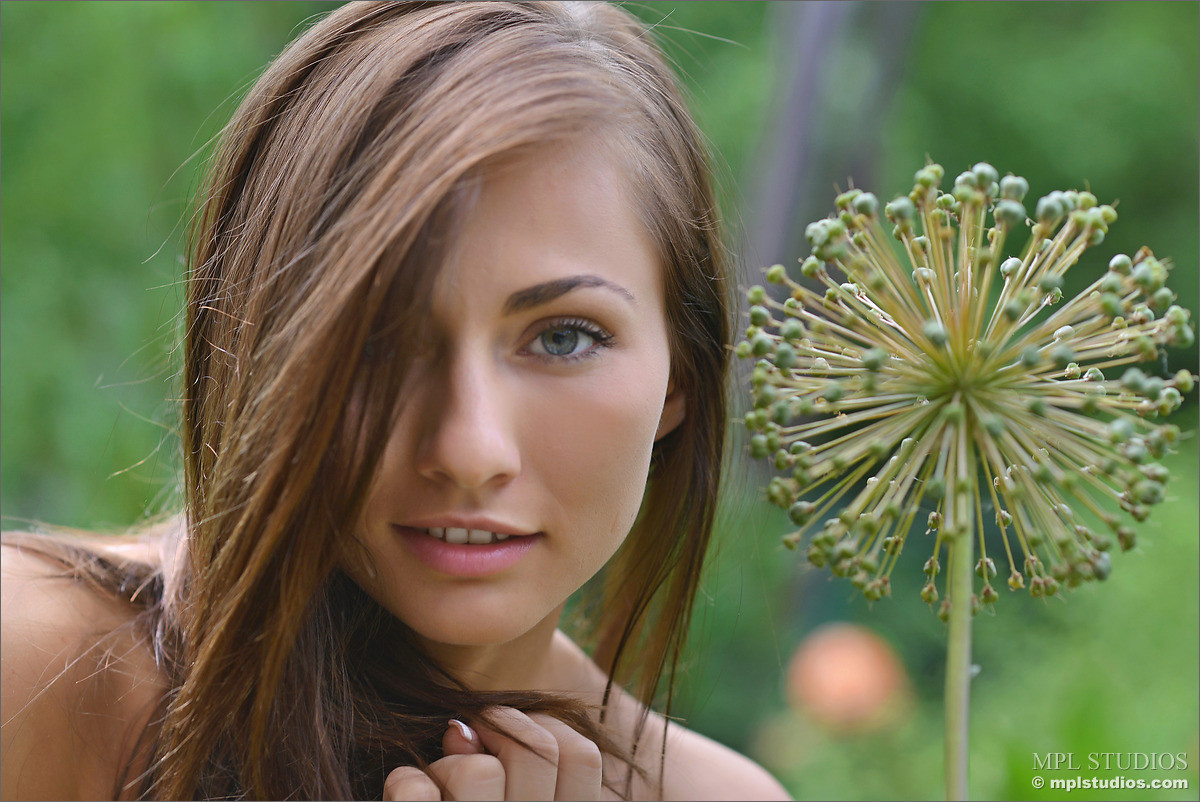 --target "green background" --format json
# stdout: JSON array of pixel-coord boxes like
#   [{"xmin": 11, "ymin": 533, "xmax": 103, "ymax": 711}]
[{"xmin": 3, "ymin": 2, "xmax": 1197, "ymax": 799}]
